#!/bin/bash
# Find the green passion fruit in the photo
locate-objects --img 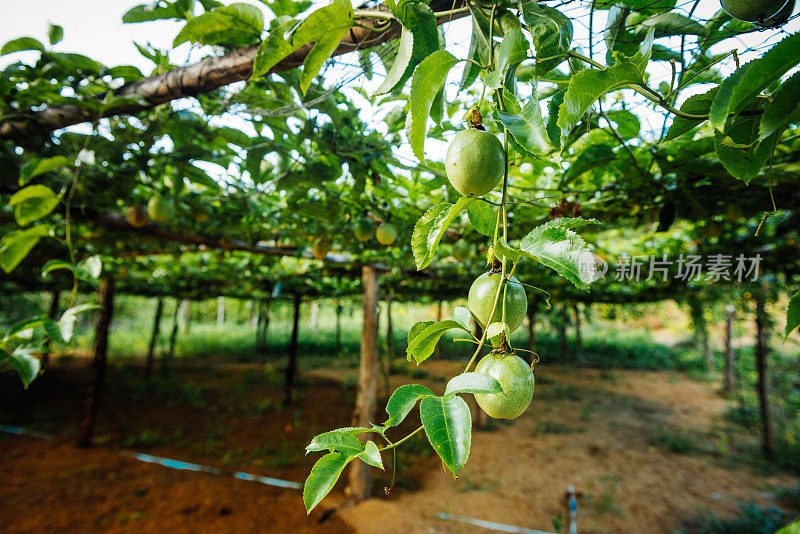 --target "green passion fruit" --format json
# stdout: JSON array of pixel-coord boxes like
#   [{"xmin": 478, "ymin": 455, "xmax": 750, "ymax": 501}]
[
  {"xmin": 467, "ymin": 272, "xmax": 527, "ymax": 333},
  {"xmin": 474, "ymin": 352, "xmax": 534, "ymax": 419},
  {"xmin": 126, "ymin": 205, "xmax": 149, "ymax": 227},
  {"xmin": 720, "ymin": 0, "xmax": 790, "ymax": 22},
  {"xmin": 375, "ymin": 223, "xmax": 398, "ymax": 245},
  {"xmin": 147, "ymin": 194, "xmax": 175, "ymax": 223},
  {"xmin": 353, "ymin": 217, "xmax": 374, "ymax": 242},
  {"xmin": 445, "ymin": 129, "xmax": 505, "ymax": 197}
]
